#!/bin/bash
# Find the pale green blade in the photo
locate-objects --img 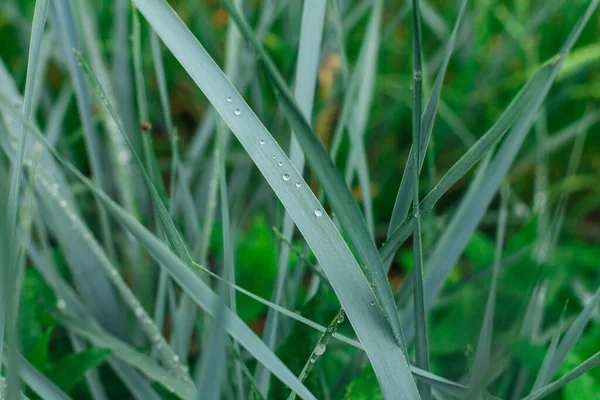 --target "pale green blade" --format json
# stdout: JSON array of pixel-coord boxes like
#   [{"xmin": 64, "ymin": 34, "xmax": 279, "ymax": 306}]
[
  {"xmin": 218, "ymin": 0, "xmax": 409, "ymax": 352},
  {"xmin": 130, "ymin": 0, "xmax": 419, "ymax": 396}
]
